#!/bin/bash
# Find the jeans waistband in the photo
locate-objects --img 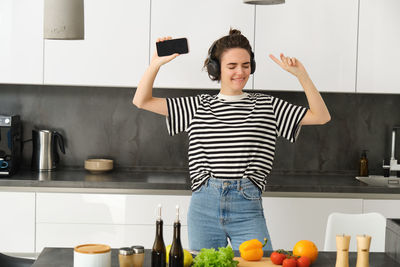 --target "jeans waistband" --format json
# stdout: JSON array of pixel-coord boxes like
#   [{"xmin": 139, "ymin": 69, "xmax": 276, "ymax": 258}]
[{"xmin": 206, "ymin": 177, "xmax": 255, "ymax": 190}]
